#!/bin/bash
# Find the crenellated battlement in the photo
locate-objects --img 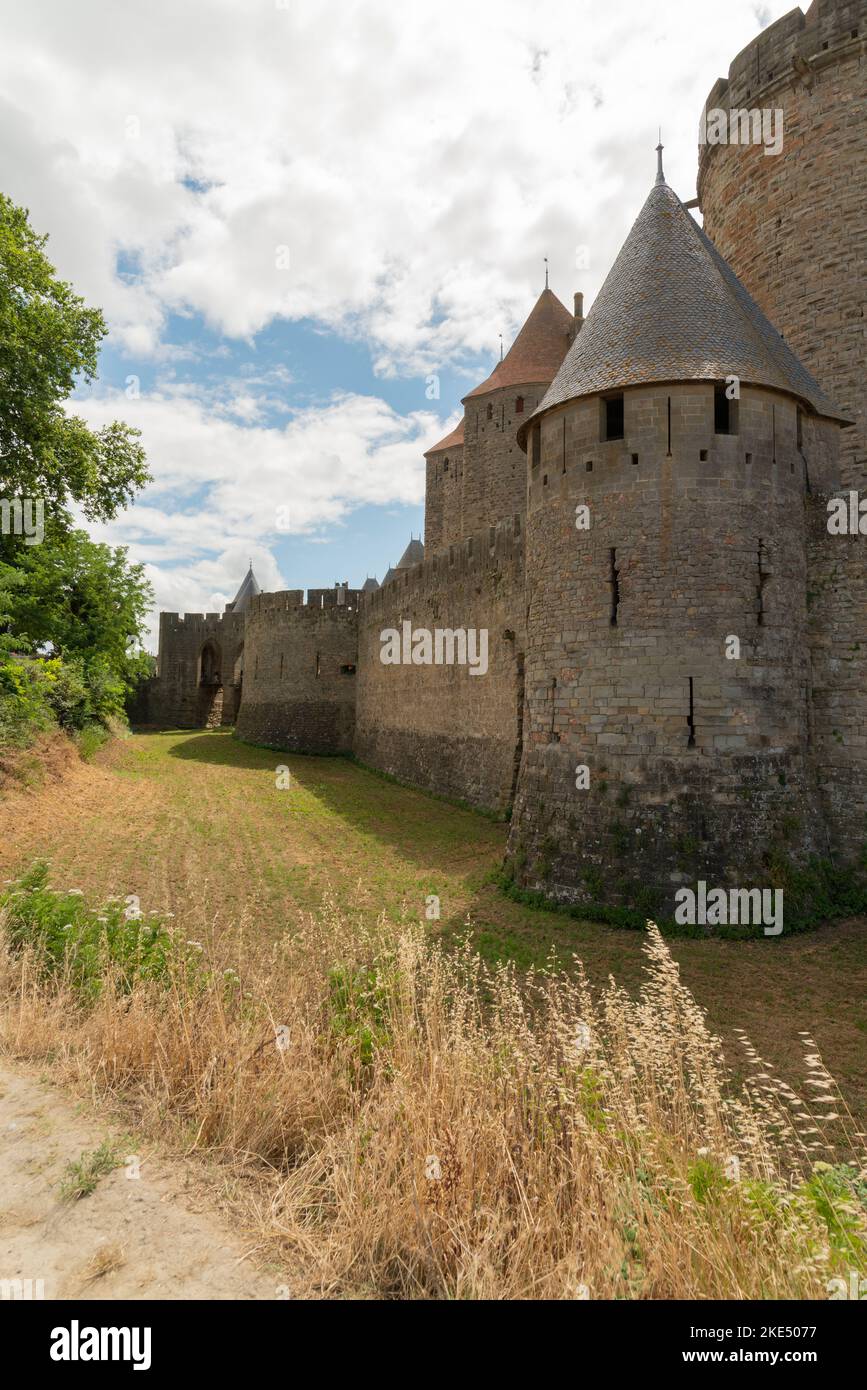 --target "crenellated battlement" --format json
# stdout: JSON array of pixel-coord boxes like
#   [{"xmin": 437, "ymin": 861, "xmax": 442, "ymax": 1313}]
[
  {"xmin": 160, "ymin": 610, "xmax": 244, "ymax": 632},
  {"xmin": 363, "ymin": 516, "xmax": 524, "ymax": 612},
  {"xmin": 699, "ymin": 0, "xmax": 866, "ymax": 185},
  {"xmin": 247, "ymin": 587, "xmax": 363, "ymax": 619}
]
